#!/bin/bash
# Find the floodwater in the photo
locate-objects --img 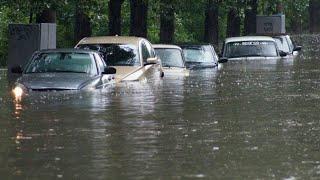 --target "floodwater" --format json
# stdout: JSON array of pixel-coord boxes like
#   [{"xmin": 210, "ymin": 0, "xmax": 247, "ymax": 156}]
[{"xmin": 0, "ymin": 38, "xmax": 320, "ymax": 179}]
